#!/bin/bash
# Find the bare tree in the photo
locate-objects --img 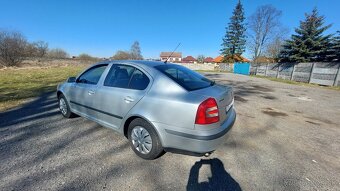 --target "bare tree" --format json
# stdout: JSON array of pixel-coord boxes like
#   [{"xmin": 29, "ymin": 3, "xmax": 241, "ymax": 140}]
[
  {"xmin": 47, "ymin": 48, "xmax": 69, "ymax": 59},
  {"xmin": 197, "ymin": 55, "xmax": 205, "ymax": 63},
  {"xmin": 112, "ymin": 50, "xmax": 131, "ymax": 60},
  {"xmin": 24, "ymin": 43, "xmax": 38, "ymax": 58},
  {"xmin": 0, "ymin": 30, "xmax": 28, "ymax": 66},
  {"xmin": 248, "ymin": 5, "xmax": 282, "ymax": 61},
  {"xmin": 264, "ymin": 33, "xmax": 288, "ymax": 62},
  {"xmin": 24, "ymin": 41, "xmax": 48, "ymax": 58},
  {"xmin": 33, "ymin": 41, "xmax": 48, "ymax": 58},
  {"xmin": 78, "ymin": 53, "xmax": 99, "ymax": 61},
  {"xmin": 130, "ymin": 41, "xmax": 143, "ymax": 60}
]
